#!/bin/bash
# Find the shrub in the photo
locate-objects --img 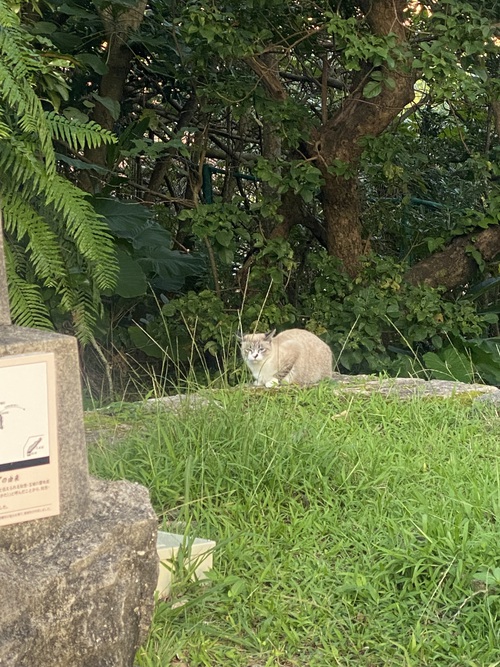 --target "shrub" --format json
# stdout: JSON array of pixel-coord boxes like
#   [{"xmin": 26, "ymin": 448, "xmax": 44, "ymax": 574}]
[{"xmin": 126, "ymin": 250, "xmax": 494, "ymax": 383}]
